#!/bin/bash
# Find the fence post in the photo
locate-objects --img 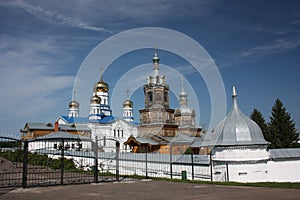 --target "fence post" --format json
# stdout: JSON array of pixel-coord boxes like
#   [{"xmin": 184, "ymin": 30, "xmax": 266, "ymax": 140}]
[
  {"xmin": 210, "ymin": 151, "xmax": 213, "ymax": 182},
  {"xmin": 22, "ymin": 141, "xmax": 28, "ymax": 189},
  {"xmin": 60, "ymin": 139, "xmax": 64, "ymax": 185},
  {"xmin": 226, "ymin": 162, "xmax": 229, "ymax": 182},
  {"xmin": 94, "ymin": 137, "xmax": 98, "ymax": 183},
  {"xmin": 116, "ymin": 141, "xmax": 120, "ymax": 182},
  {"xmin": 170, "ymin": 144, "xmax": 173, "ymax": 179},
  {"xmin": 191, "ymin": 153, "xmax": 194, "ymax": 180},
  {"xmin": 145, "ymin": 151, "xmax": 148, "ymax": 179}
]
